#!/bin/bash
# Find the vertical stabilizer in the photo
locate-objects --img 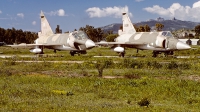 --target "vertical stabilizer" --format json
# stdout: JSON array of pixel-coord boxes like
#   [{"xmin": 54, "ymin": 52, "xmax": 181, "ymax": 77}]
[
  {"xmin": 122, "ymin": 12, "xmax": 136, "ymax": 34},
  {"xmin": 40, "ymin": 11, "xmax": 53, "ymax": 36}
]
